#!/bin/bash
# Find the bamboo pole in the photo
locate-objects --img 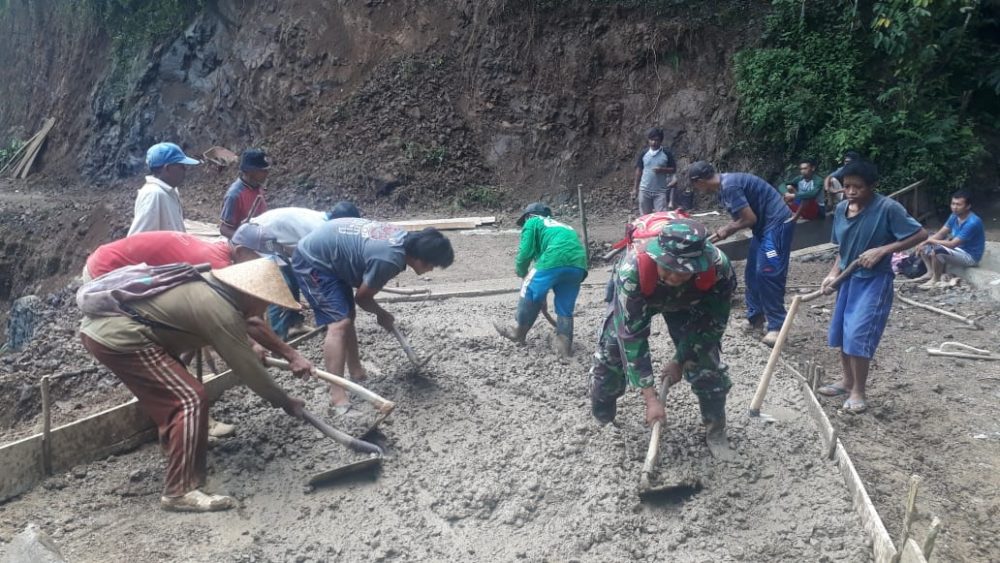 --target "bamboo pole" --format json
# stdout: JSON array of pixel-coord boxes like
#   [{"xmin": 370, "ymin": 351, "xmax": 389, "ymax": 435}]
[
  {"xmin": 577, "ymin": 184, "xmax": 590, "ymax": 269},
  {"xmin": 826, "ymin": 426, "xmax": 839, "ymax": 461},
  {"xmin": 895, "ymin": 292, "xmax": 979, "ymax": 328},
  {"xmin": 40, "ymin": 376, "xmax": 52, "ymax": 475},
  {"xmin": 891, "ymin": 475, "xmax": 923, "ymax": 563},
  {"xmin": 922, "ymin": 516, "xmax": 941, "ymax": 560}
]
